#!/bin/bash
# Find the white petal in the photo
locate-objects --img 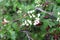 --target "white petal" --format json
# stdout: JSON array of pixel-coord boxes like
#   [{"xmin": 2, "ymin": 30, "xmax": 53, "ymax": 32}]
[
  {"xmin": 17, "ymin": 10, "xmax": 22, "ymax": 13},
  {"xmin": 29, "ymin": 15, "xmax": 32, "ymax": 18},
  {"xmin": 22, "ymin": 23, "xmax": 25, "ymax": 26},
  {"xmin": 3, "ymin": 18, "xmax": 9, "ymax": 23},
  {"xmin": 56, "ymin": 17, "xmax": 60, "ymax": 21},
  {"xmin": 25, "ymin": 20, "xmax": 27, "ymax": 24},
  {"xmin": 33, "ymin": 22, "xmax": 37, "ymax": 25},
  {"xmin": 58, "ymin": 12, "xmax": 60, "ymax": 15},
  {"xmin": 27, "ymin": 10, "xmax": 35, "ymax": 14},
  {"xmin": 35, "ymin": 17, "xmax": 40, "ymax": 20},
  {"xmin": 32, "ymin": 10, "xmax": 35, "ymax": 12},
  {"xmin": 26, "ymin": 23, "xmax": 29, "ymax": 26},
  {"xmin": 32, "ymin": 14, "xmax": 35, "ymax": 17},
  {"xmin": 37, "ymin": 13, "xmax": 40, "ymax": 17},
  {"xmin": 33, "ymin": 19, "xmax": 40, "ymax": 26},
  {"xmin": 27, "ymin": 20, "xmax": 32, "ymax": 25}
]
